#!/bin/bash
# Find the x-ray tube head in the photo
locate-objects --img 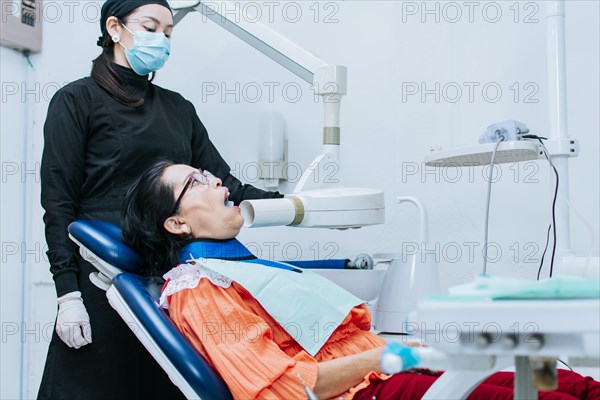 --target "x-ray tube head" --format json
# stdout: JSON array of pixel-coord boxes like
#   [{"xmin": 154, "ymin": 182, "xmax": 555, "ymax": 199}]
[
  {"xmin": 240, "ymin": 188, "xmax": 385, "ymax": 229},
  {"xmin": 240, "ymin": 197, "xmax": 300, "ymax": 227}
]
